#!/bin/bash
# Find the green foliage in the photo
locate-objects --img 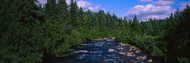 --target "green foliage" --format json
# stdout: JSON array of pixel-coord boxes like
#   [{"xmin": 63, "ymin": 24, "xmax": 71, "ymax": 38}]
[
  {"xmin": 163, "ymin": 5, "xmax": 190, "ymax": 62},
  {"xmin": 178, "ymin": 57, "xmax": 189, "ymax": 63},
  {"xmin": 69, "ymin": 0, "xmax": 79, "ymax": 29},
  {"xmin": 1, "ymin": 0, "xmax": 190, "ymax": 63},
  {"xmin": 131, "ymin": 15, "xmax": 139, "ymax": 31},
  {"xmin": 151, "ymin": 46, "xmax": 164, "ymax": 57},
  {"xmin": 45, "ymin": 0, "xmax": 57, "ymax": 18},
  {"xmin": 115, "ymin": 30, "xmax": 134, "ymax": 44},
  {"xmin": 133, "ymin": 35, "xmax": 154, "ymax": 51}
]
